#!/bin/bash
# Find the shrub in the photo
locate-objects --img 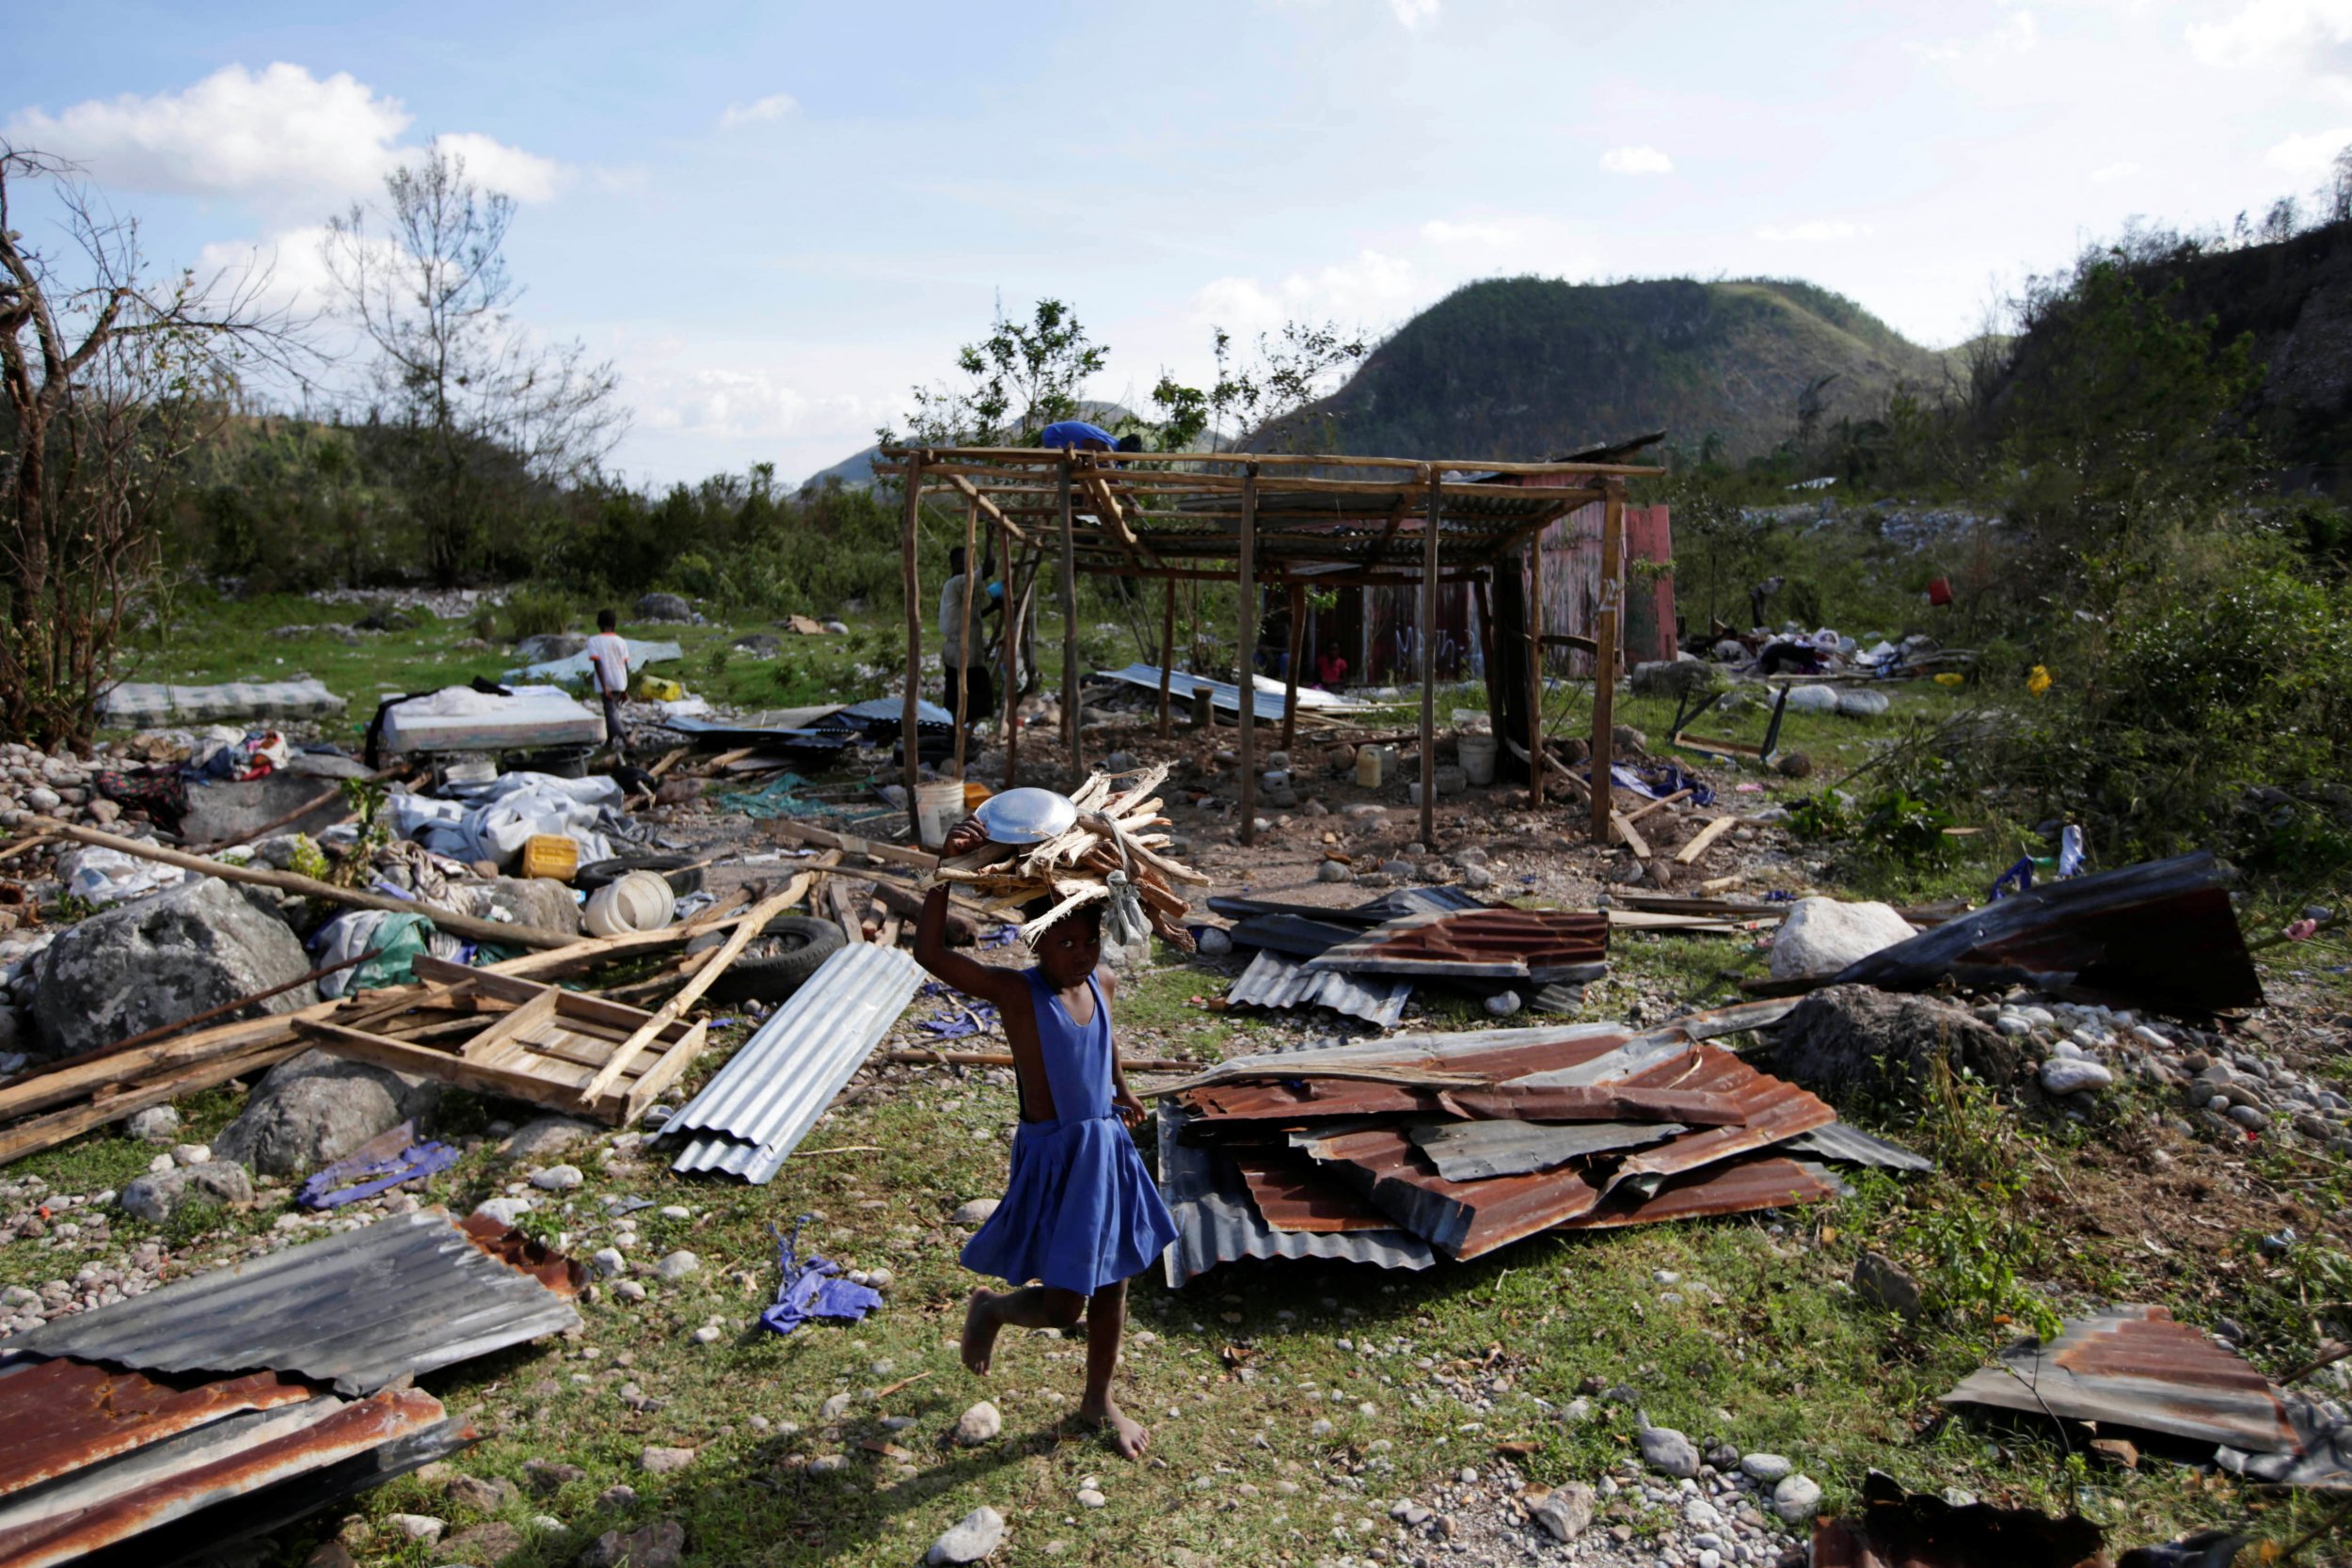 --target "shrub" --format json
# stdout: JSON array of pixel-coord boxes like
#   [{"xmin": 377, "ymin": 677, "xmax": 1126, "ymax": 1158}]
[{"xmin": 505, "ymin": 589, "xmax": 572, "ymax": 641}]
